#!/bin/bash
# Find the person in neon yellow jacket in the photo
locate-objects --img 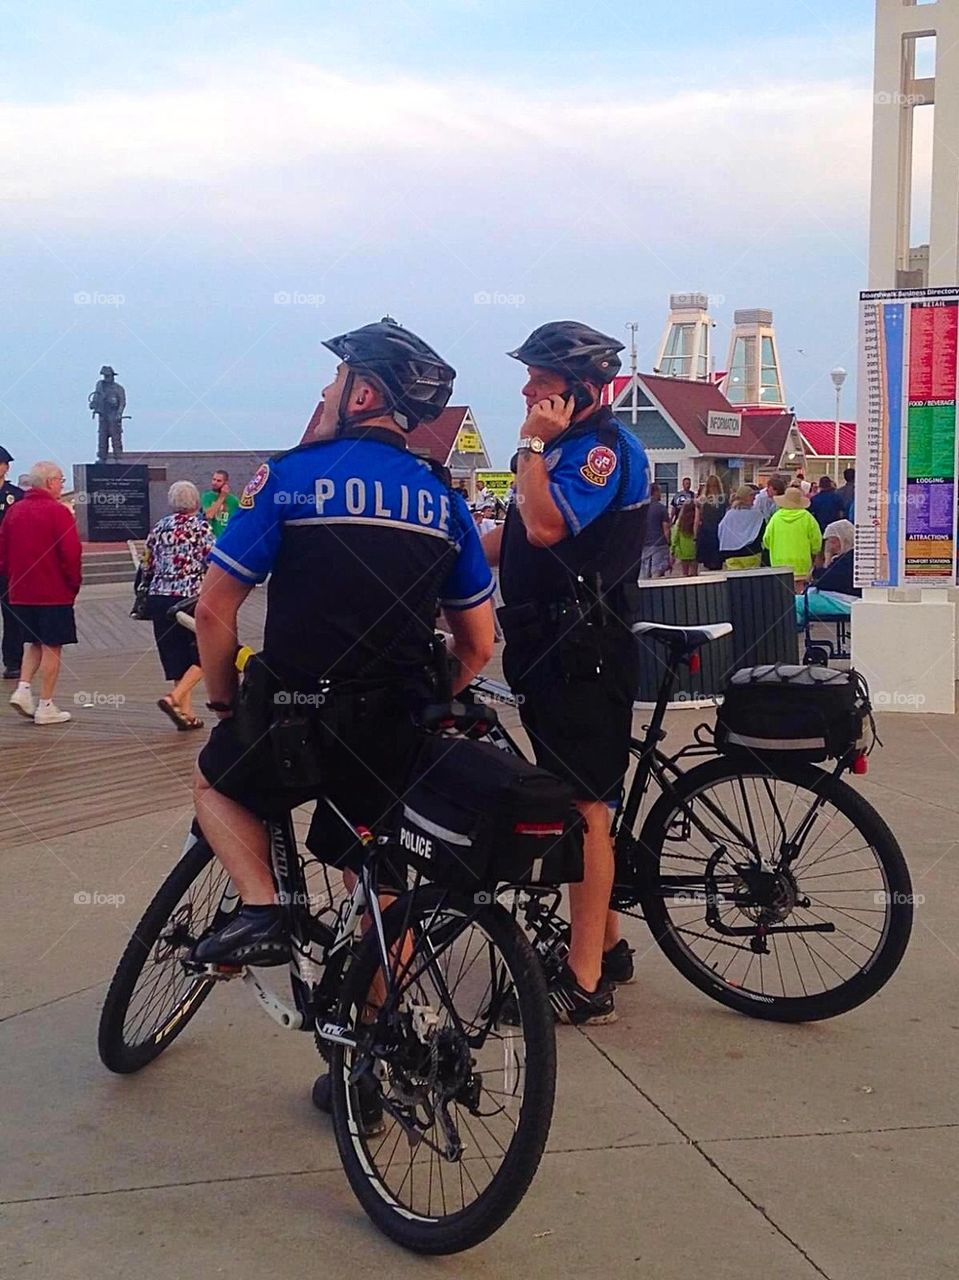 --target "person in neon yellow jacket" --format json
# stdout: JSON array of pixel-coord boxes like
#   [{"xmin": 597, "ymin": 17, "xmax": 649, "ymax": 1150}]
[{"xmin": 762, "ymin": 485, "xmax": 823, "ymax": 589}]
